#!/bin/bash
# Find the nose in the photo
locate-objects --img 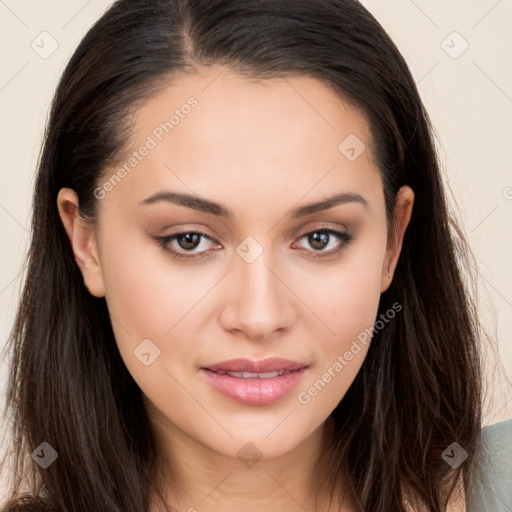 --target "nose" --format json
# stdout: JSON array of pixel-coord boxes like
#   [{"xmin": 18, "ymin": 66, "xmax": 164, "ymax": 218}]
[{"xmin": 219, "ymin": 246, "xmax": 295, "ymax": 341}]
